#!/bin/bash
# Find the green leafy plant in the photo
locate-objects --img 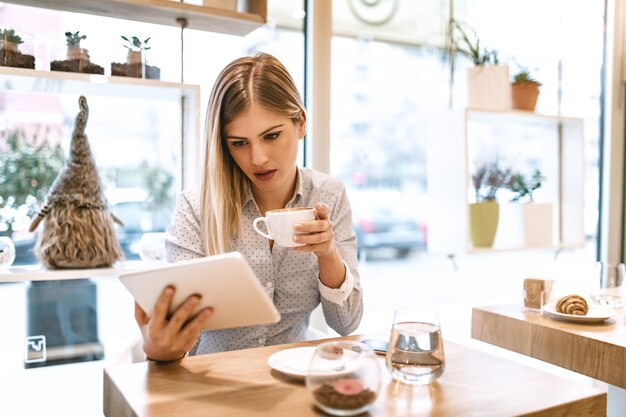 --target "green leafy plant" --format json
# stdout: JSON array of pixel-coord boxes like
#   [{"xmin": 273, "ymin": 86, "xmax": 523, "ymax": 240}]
[
  {"xmin": 452, "ymin": 20, "xmax": 499, "ymax": 66},
  {"xmin": 472, "ymin": 160, "xmax": 511, "ymax": 202},
  {"xmin": 1, "ymin": 28, "xmax": 23, "ymax": 45},
  {"xmin": 121, "ymin": 35, "xmax": 151, "ymax": 52},
  {"xmin": 513, "ymin": 69, "xmax": 542, "ymax": 85},
  {"xmin": 506, "ymin": 169, "xmax": 545, "ymax": 202},
  {"xmin": 0, "ymin": 129, "xmax": 64, "ymax": 234},
  {"xmin": 65, "ymin": 31, "xmax": 86, "ymax": 47}
]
